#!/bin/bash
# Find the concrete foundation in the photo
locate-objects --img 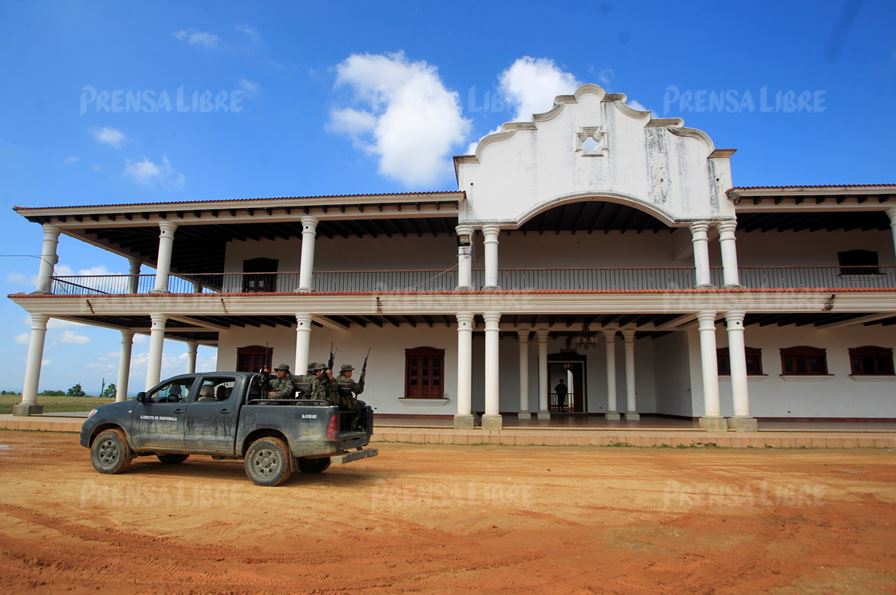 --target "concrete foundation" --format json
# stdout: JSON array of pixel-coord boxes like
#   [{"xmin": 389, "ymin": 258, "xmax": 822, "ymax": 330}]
[
  {"xmin": 537, "ymin": 411, "xmax": 551, "ymax": 421},
  {"xmin": 605, "ymin": 412, "xmax": 621, "ymax": 421},
  {"xmin": 517, "ymin": 411, "xmax": 531, "ymax": 420},
  {"xmin": 728, "ymin": 416, "xmax": 759, "ymax": 432},
  {"xmin": 624, "ymin": 412, "xmax": 640, "ymax": 421},
  {"xmin": 453, "ymin": 414, "xmax": 474, "ymax": 430},
  {"xmin": 12, "ymin": 403, "xmax": 43, "ymax": 417},
  {"xmin": 699, "ymin": 416, "xmax": 729, "ymax": 431},
  {"xmin": 481, "ymin": 414, "xmax": 503, "ymax": 431}
]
